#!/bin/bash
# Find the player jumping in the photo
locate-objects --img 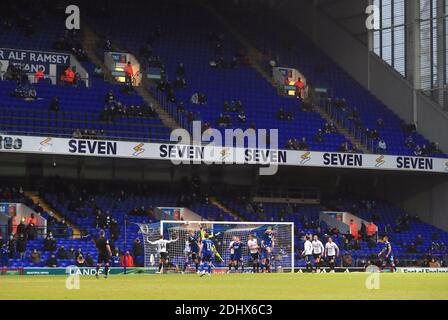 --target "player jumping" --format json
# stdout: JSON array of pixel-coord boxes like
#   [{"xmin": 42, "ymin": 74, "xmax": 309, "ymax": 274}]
[
  {"xmin": 311, "ymin": 235, "xmax": 324, "ymax": 273},
  {"xmin": 199, "ymin": 224, "xmax": 224, "ymax": 264},
  {"xmin": 95, "ymin": 229, "xmax": 112, "ymax": 279},
  {"xmin": 147, "ymin": 234, "xmax": 178, "ymax": 274},
  {"xmin": 247, "ymin": 234, "xmax": 260, "ymax": 273},
  {"xmin": 199, "ymin": 232, "xmax": 216, "ymax": 276},
  {"xmin": 378, "ymin": 235, "xmax": 396, "ymax": 272},
  {"xmin": 324, "ymin": 237, "xmax": 339, "ymax": 273},
  {"xmin": 182, "ymin": 230, "xmax": 200, "ymax": 274},
  {"xmin": 261, "ymin": 227, "xmax": 275, "ymax": 273},
  {"xmin": 228, "ymin": 236, "xmax": 244, "ymax": 273}
]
